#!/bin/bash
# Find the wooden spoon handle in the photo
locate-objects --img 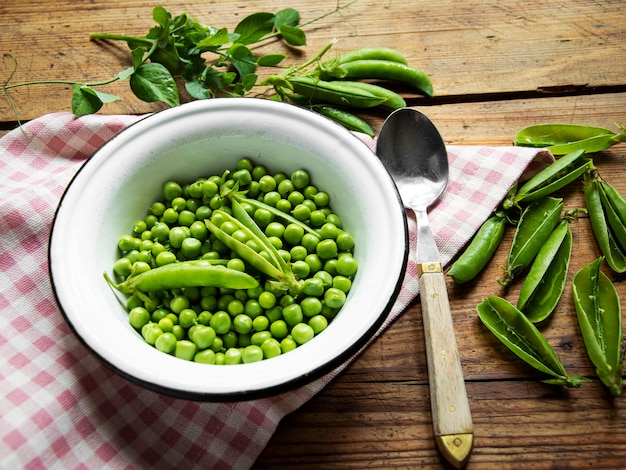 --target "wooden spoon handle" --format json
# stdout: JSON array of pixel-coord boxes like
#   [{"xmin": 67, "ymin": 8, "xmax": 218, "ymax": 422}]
[{"xmin": 419, "ymin": 264, "xmax": 473, "ymax": 468}]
